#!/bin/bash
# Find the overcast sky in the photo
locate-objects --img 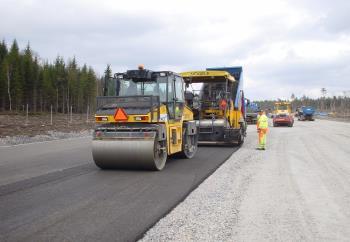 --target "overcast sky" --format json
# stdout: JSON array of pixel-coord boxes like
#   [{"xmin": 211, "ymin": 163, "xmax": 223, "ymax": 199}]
[{"xmin": 1, "ymin": 0, "xmax": 349, "ymax": 100}]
